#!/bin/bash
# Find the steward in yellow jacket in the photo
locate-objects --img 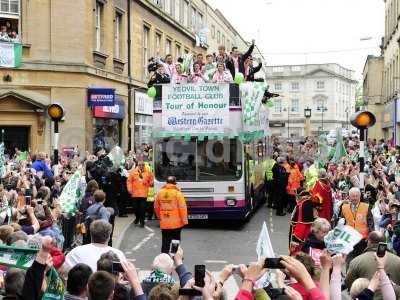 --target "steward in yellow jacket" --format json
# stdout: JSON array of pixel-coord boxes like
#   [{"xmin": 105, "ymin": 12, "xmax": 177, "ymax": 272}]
[{"xmin": 154, "ymin": 176, "xmax": 188, "ymax": 253}]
